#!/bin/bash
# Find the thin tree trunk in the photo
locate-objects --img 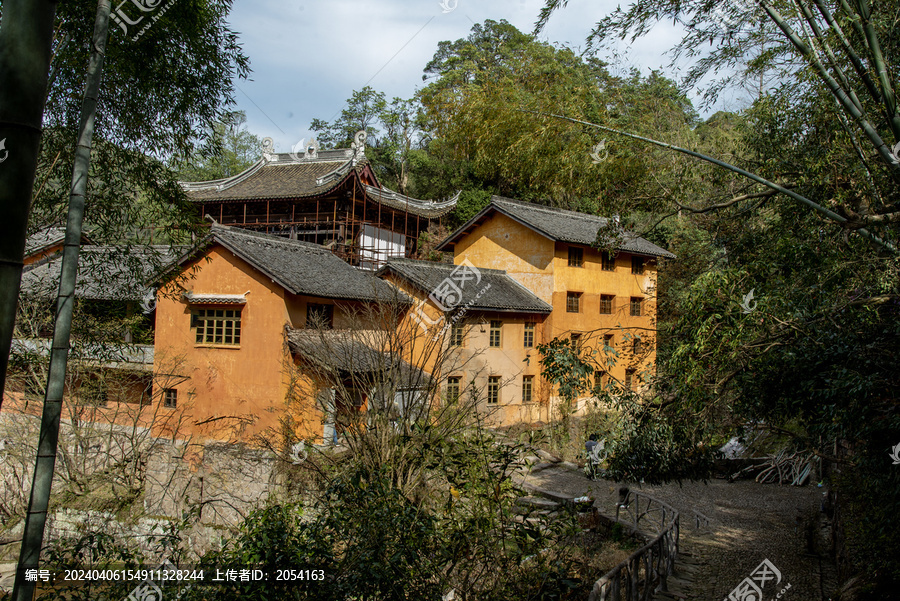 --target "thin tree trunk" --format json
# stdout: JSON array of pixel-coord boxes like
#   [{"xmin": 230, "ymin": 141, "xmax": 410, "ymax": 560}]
[
  {"xmin": 0, "ymin": 0, "xmax": 59, "ymax": 410},
  {"xmin": 12, "ymin": 1, "xmax": 111, "ymax": 599}
]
